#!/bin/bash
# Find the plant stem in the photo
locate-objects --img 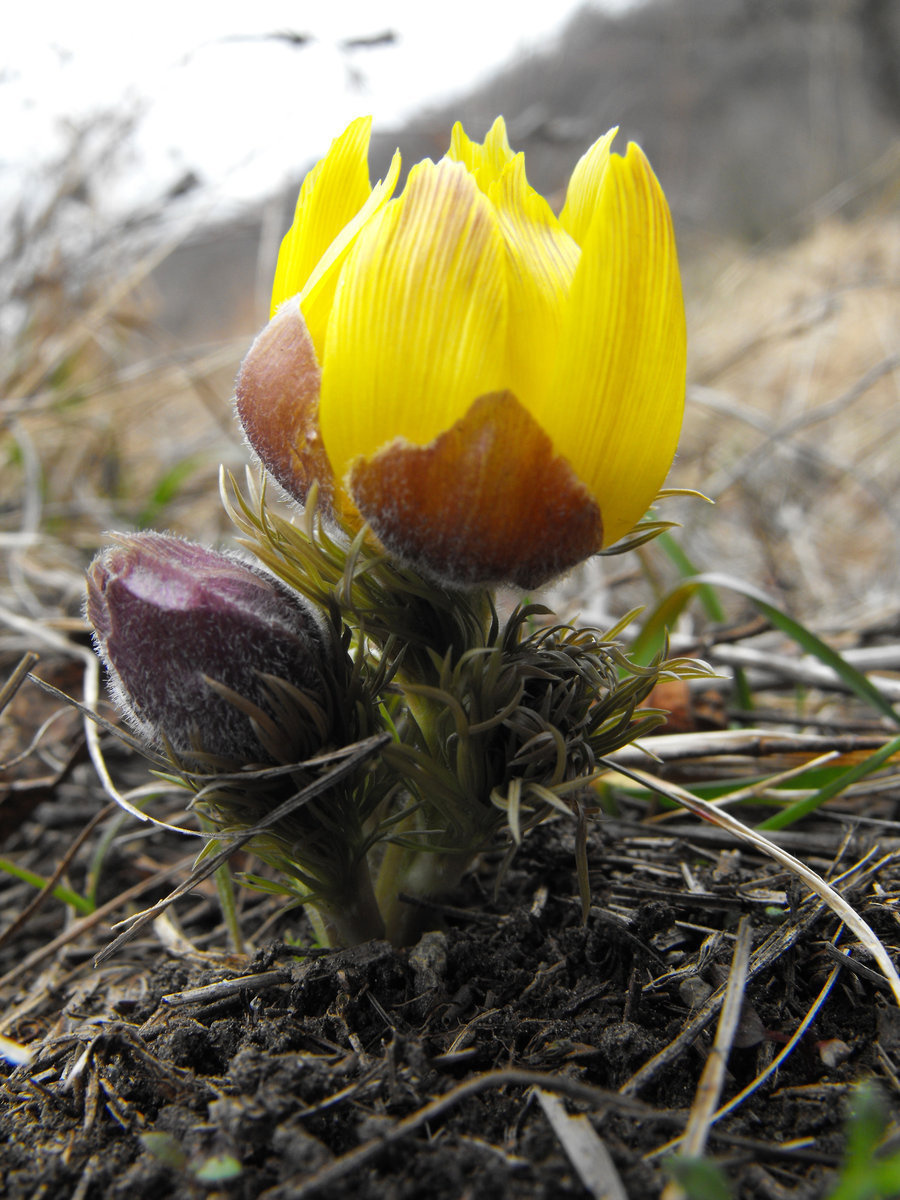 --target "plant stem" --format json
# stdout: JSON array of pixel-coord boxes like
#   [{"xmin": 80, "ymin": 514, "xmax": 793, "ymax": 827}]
[
  {"xmin": 313, "ymin": 852, "xmax": 386, "ymax": 946},
  {"xmin": 402, "ymin": 687, "xmax": 444, "ymax": 758},
  {"xmin": 373, "ymin": 828, "xmax": 417, "ymax": 917},
  {"xmin": 381, "ymin": 845, "xmax": 475, "ymax": 947}
]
